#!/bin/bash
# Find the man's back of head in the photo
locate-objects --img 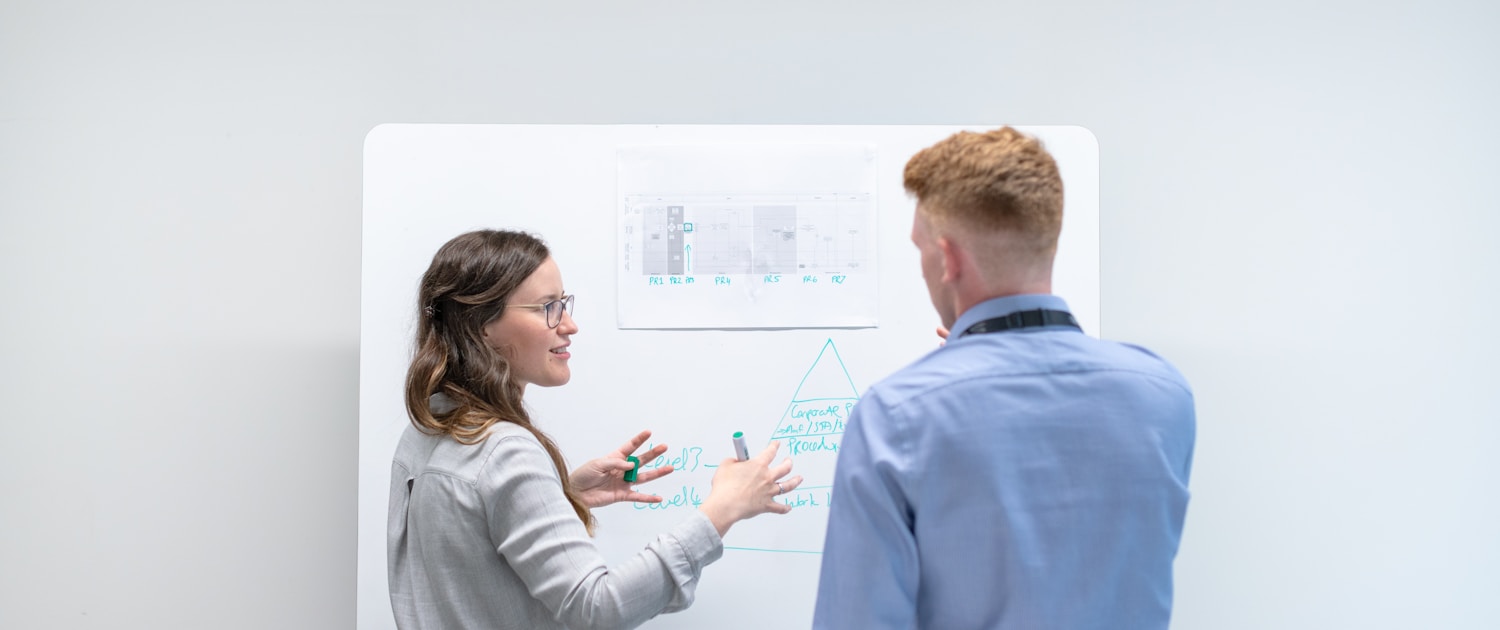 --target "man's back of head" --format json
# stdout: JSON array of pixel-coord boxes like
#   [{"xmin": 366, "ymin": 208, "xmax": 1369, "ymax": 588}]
[{"xmin": 903, "ymin": 127, "xmax": 1067, "ymax": 327}]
